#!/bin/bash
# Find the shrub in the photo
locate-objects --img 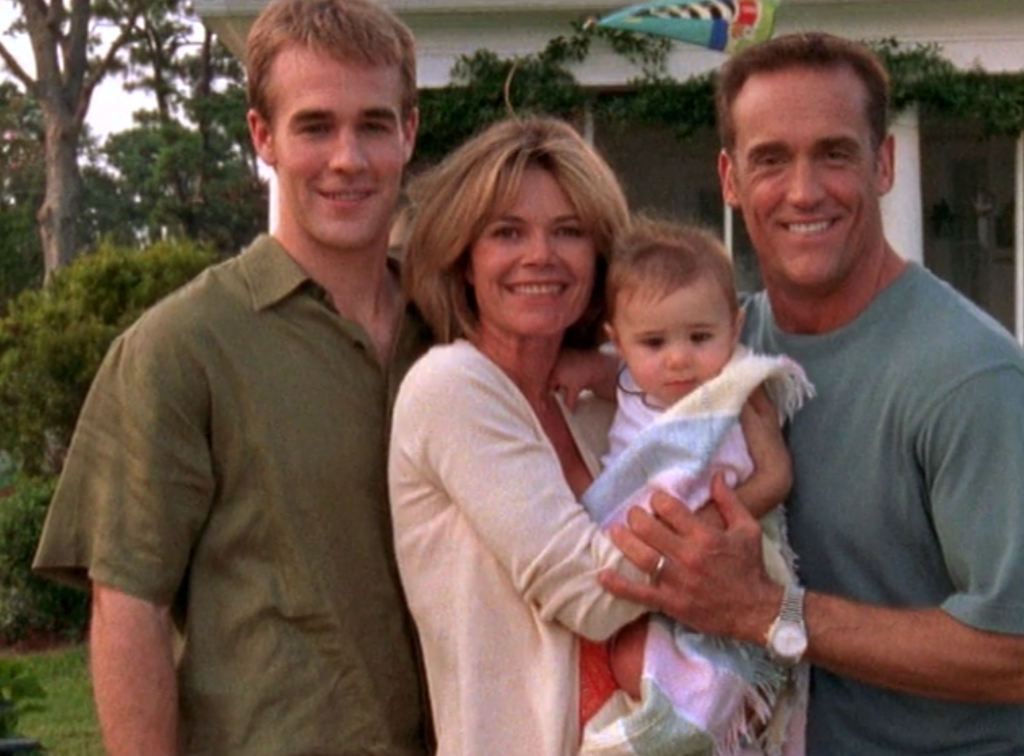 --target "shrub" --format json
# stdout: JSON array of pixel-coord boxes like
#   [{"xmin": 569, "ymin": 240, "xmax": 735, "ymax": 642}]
[
  {"xmin": 0, "ymin": 476, "xmax": 87, "ymax": 645},
  {"xmin": 0, "ymin": 658, "xmax": 46, "ymax": 741},
  {"xmin": 0, "ymin": 239, "xmax": 216, "ymax": 476}
]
